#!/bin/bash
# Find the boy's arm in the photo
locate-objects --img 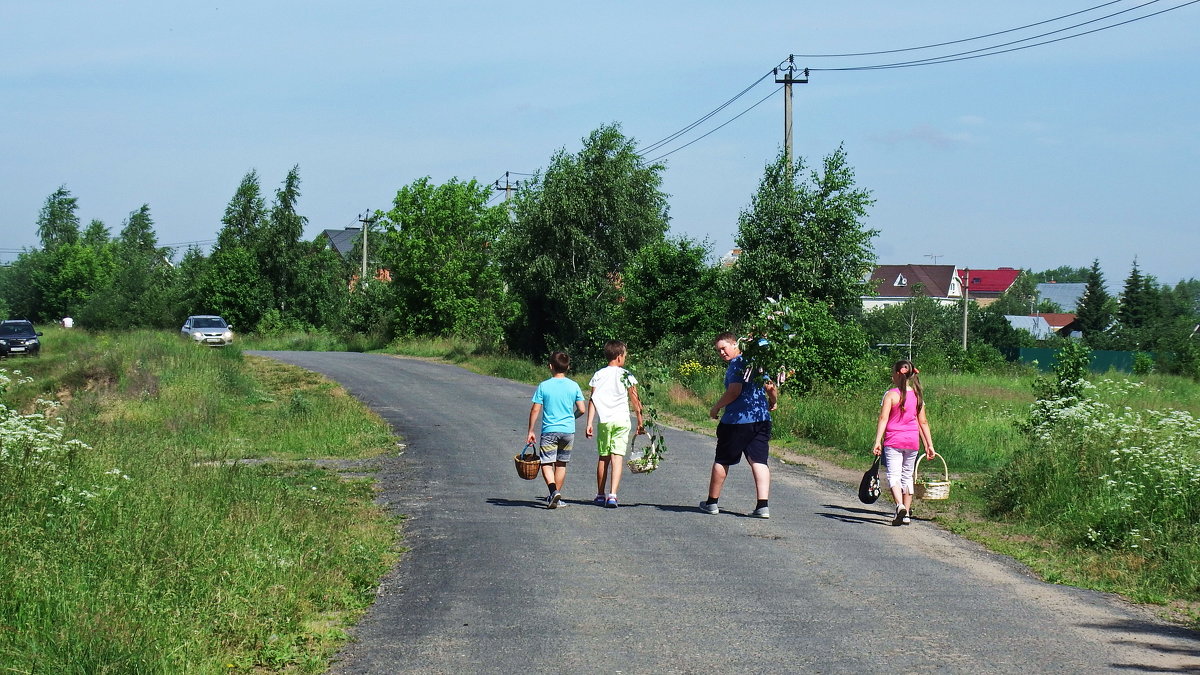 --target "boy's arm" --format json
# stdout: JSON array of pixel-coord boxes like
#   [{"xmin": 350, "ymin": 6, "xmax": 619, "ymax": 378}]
[
  {"xmin": 710, "ymin": 381, "xmax": 742, "ymax": 420},
  {"xmin": 764, "ymin": 379, "xmax": 778, "ymax": 411},
  {"xmin": 628, "ymin": 385, "xmax": 645, "ymax": 434},
  {"xmin": 527, "ymin": 403, "xmax": 542, "ymax": 445},
  {"xmin": 585, "ymin": 387, "xmax": 596, "ymax": 438}
]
